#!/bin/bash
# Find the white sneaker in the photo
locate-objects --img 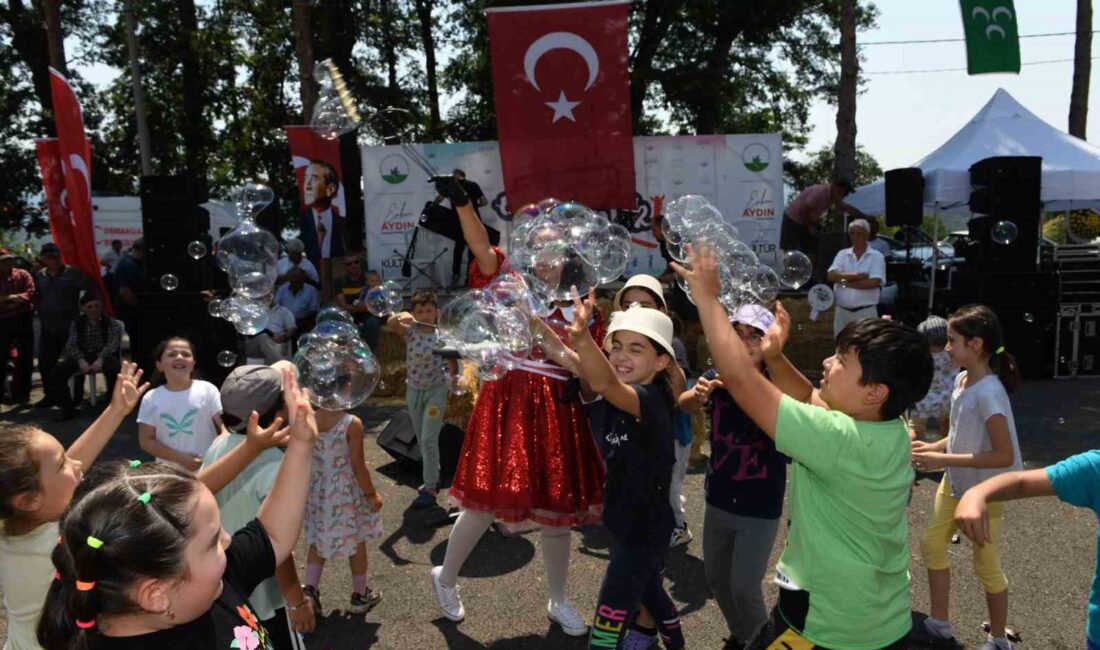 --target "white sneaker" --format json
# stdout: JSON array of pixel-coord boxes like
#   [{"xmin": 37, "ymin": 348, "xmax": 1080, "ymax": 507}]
[
  {"xmin": 547, "ymin": 600, "xmax": 589, "ymax": 637},
  {"xmin": 430, "ymin": 566, "xmax": 465, "ymax": 622},
  {"xmin": 670, "ymin": 526, "xmax": 693, "ymax": 548}
]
